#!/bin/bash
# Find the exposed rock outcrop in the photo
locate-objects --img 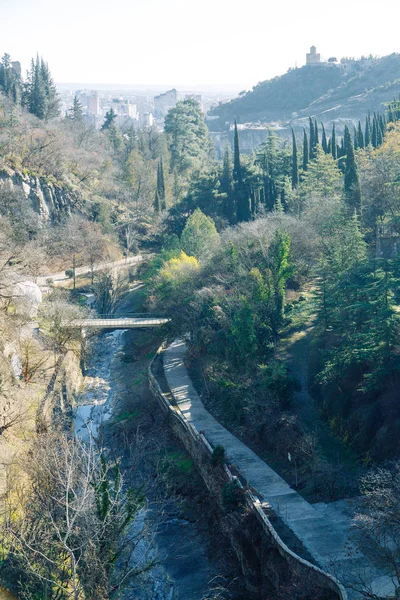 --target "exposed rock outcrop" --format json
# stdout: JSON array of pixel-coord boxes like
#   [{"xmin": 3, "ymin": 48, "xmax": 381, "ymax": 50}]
[{"xmin": 0, "ymin": 165, "xmax": 83, "ymax": 221}]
